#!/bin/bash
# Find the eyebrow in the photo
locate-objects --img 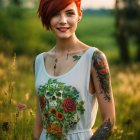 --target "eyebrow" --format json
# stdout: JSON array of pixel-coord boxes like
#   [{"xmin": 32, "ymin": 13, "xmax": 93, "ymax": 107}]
[{"xmin": 65, "ymin": 9, "xmax": 75, "ymax": 12}]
